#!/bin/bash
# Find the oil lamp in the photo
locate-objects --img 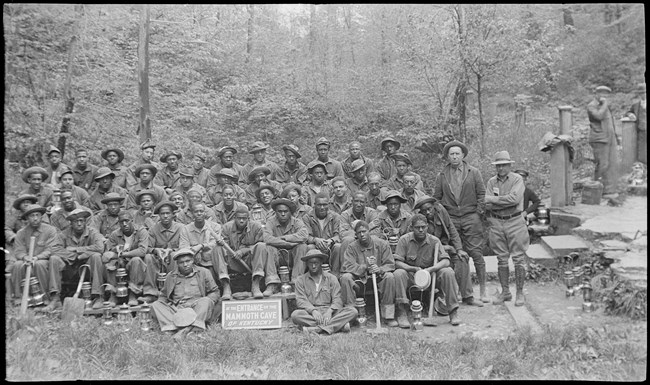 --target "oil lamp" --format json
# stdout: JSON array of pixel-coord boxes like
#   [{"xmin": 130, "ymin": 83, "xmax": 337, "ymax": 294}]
[
  {"xmin": 563, "ymin": 271, "xmax": 574, "ymax": 297},
  {"xmin": 582, "ymin": 280, "xmax": 594, "ymax": 312},
  {"xmin": 572, "ymin": 266, "xmax": 583, "ymax": 292},
  {"xmin": 536, "ymin": 203, "xmax": 549, "ymax": 225},
  {"xmin": 51, "ymin": 189, "xmax": 62, "ymax": 214},
  {"xmin": 81, "ymin": 282, "xmax": 93, "ymax": 310},
  {"xmin": 156, "ymin": 272, "xmax": 167, "ymax": 292},
  {"xmin": 321, "ymin": 264, "xmax": 331, "ymax": 274},
  {"xmin": 279, "ymin": 266, "xmax": 292, "ymax": 294},
  {"xmin": 117, "ymin": 304, "xmax": 132, "ymax": 331},
  {"xmin": 29, "ymin": 277, "xmax": 45, "ymax": 306},
  {"xmin": 354, "ymin": 298, "xmax": 367, "ymax": 329},
  {"xmin": 102, "ymin": 301, "xmax": 114, "ymax": 325},
  {"xmin": 139, "ymin": 303, "xmax": 152, "ymax": 331},
  {"xmin": 250, "ymin": 204, "xmax": 264, "ymax": 223},
  {"xmin": 410, "ymin": 300, "xmax": 424, "ymax": 332},
  {"xmin": 115, "ymin": 268, "xmax": 128, "ymax": 305}
]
